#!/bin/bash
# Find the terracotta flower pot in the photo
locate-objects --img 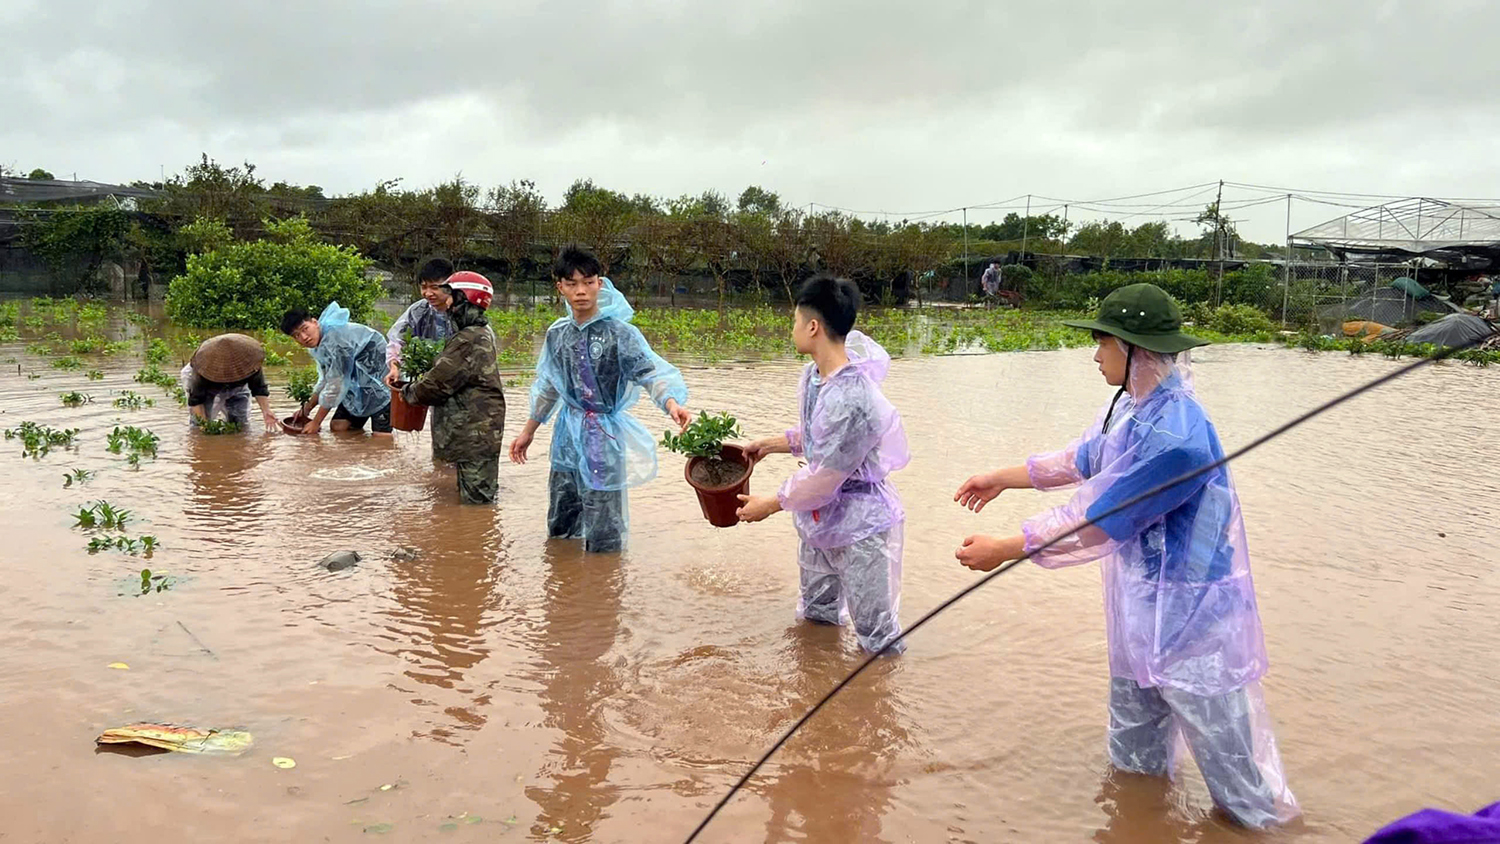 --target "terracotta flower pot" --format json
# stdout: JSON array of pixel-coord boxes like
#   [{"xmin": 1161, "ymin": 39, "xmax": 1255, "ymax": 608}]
[
  {"xmin": 684, "ymin": 444, "xmax": 754, "ymax": 528},
  {"xmin": 280, "ymin": 412, "xmax": 310, "ymax": 435},
  {"xmin": 389, "ymin": 383, "xmax": 427, "ymax": 432}
]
